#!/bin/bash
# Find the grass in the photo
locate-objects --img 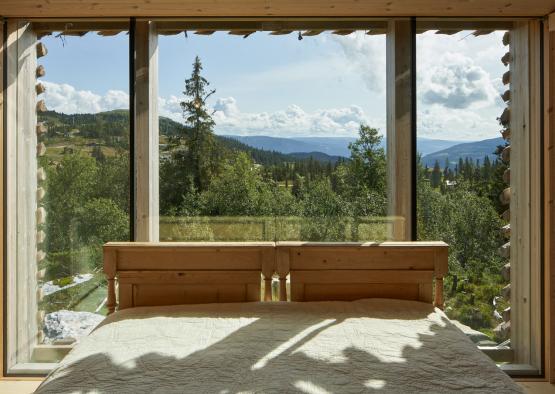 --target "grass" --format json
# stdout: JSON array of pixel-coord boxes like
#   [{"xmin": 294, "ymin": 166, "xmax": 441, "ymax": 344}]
[{"xmin": 159, "ymin": 216, "xmax": 398, "ymax": 242}]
